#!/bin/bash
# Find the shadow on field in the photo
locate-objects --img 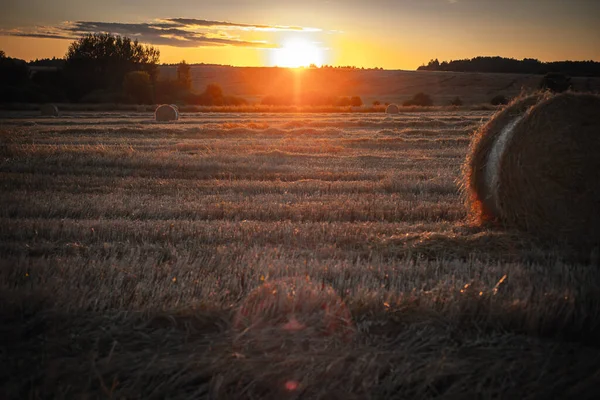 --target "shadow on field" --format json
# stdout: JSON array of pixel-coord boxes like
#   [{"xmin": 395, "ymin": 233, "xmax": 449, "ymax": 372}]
[{"xmin": 3, "ymin": 277, "xmax": 600, "ymax": 399}]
